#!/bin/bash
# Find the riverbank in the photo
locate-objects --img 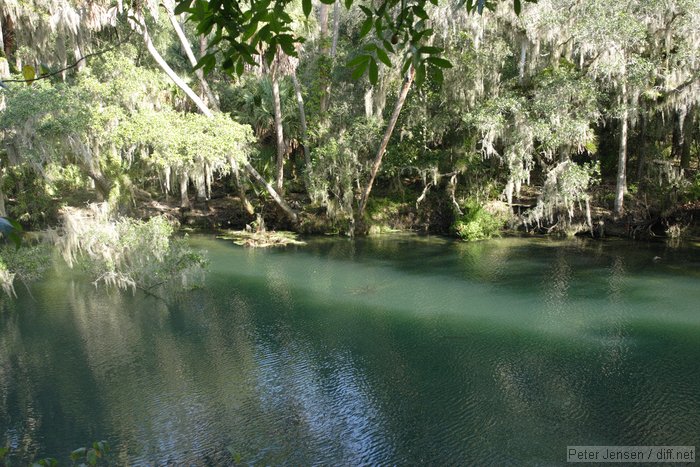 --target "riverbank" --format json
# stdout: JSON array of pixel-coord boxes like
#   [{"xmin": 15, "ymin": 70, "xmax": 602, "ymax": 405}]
[{"xmin": 131, "ymin": 191, "xmax": 700, "ymax": 243}]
